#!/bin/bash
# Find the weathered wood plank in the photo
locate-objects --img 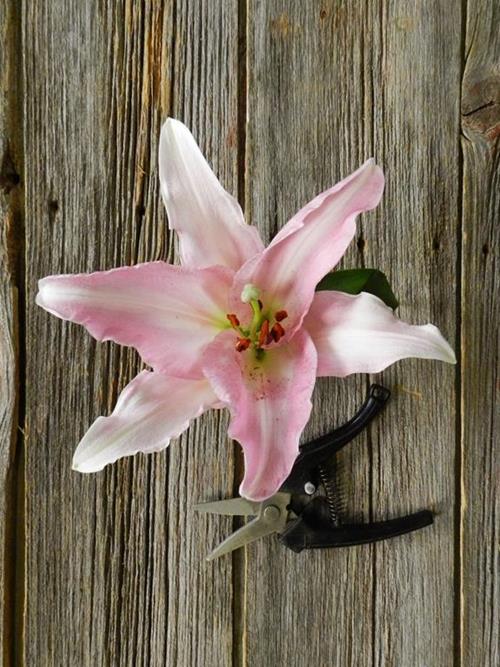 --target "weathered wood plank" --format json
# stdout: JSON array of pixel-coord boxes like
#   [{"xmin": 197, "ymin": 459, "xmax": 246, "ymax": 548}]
[
  {"xmin": 23, "ymin": 1, "xmax": 237, "ymax": 664},
  {"xmin": 245, "ymin": 2, "xmax": 377, "ymax": 665},
  {"xmin": 0, "ymin": 236, "xmax": 19, "ymax": 667},
  {"xmin": 11, "ymin": 0, "xmax": 499, "ymax": 665},
  {"xmin": 246, "ymin": 1, "xmax": 461, "ymax": 665},
  {"xmin": 0, "ymin": 0, "xmax": 23, "ymax": 664},
  {"xmin": 461, "ymin": 0, "xmax": 500, "ymax": 663},
  {"xmin": 165, "ymin": 5, "xmax": 242, "ymax": 665},
  {"xmin": 366, "ymin": 2, "xmax": 461, "ymax": 665}
]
